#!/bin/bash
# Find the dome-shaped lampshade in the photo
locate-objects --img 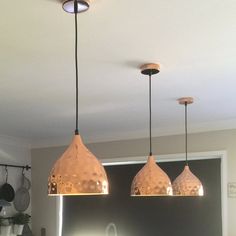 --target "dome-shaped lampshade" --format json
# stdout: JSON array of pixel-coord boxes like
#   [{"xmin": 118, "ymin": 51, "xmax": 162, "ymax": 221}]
[
  {"xmin": 48, "ymin": 135, "xmax": 109, "ymax": 196},
  {"xmin": 173, "ymin": 165, "xmax": 204, "ymax": 196},
  {"xmin": 131, "ymin": 156, "xmax": 173, "ymax": 196}
]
